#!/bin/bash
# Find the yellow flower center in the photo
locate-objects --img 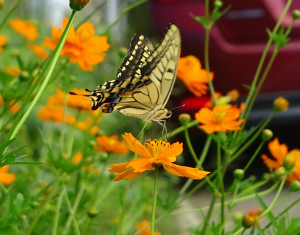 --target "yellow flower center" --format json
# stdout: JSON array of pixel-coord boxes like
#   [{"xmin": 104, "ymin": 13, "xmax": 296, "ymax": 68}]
[
  {"xmin": 107, "ymin": 139, "xmax": 116, "ymax": 146},
  {"xmin": 77, "ymin": 28, "xmax": 92, "ymax": 42},
  {"xmin": 144, "ymin": 139, "xmax": 170, "ymax": 158},
  {"xmin": 215, "ymin": 110, "xmax": 227, "ymax": 124}
]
